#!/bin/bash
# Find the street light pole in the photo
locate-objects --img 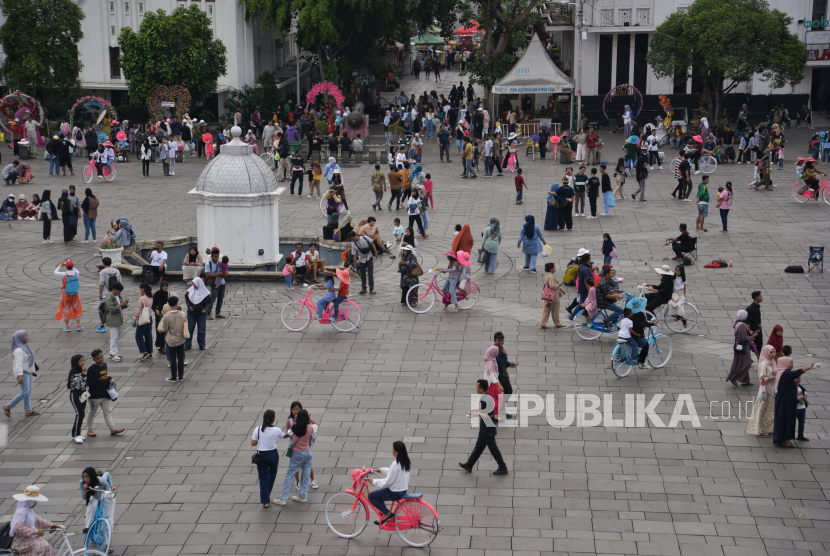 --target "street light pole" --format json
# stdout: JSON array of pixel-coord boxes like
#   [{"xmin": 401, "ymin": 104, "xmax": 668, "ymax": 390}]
[{"xmin": 576, "ymin": 0, "xmax": 585, "ymax": 129}]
